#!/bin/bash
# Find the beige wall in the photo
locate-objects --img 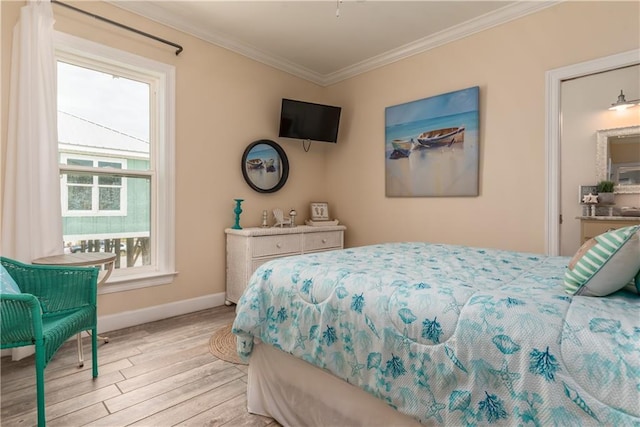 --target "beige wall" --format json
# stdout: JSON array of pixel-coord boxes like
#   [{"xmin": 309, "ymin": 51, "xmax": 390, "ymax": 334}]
[
  {"xmin": 2, "ymin": 1, "xmax": 639, "ymax": 318},
  {"xmin": 560, "ymin": 66, "xmax": 640, "ymax": 256},
  {"xmin": 1, "ymin": 1, "xmax": 329, "ymax": 316},
  {"xmin": 324, "ymin": 1, "xmax": 640, "ymax": 253}
]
